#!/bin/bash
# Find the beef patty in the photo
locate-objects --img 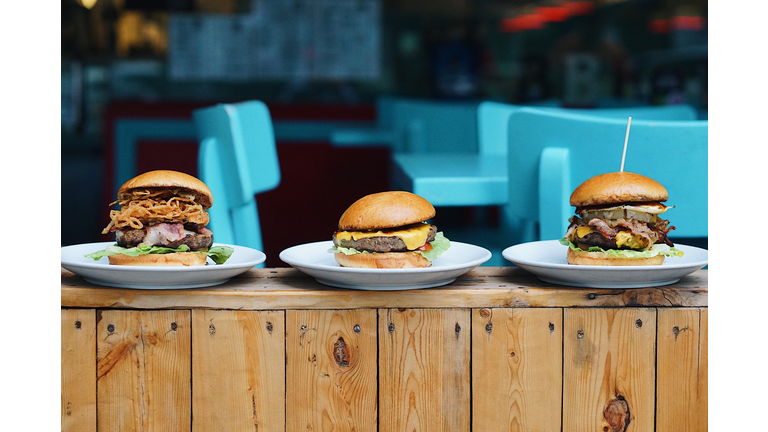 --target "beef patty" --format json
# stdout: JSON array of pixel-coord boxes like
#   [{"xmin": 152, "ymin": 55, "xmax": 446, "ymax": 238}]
[
  {"xmin": 333, "ymin": 224, "xmax": 437, "ymax": 253},
  {"xmin": 116, "ymin": 222, "xmax": 213, "ymax": 250}
]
